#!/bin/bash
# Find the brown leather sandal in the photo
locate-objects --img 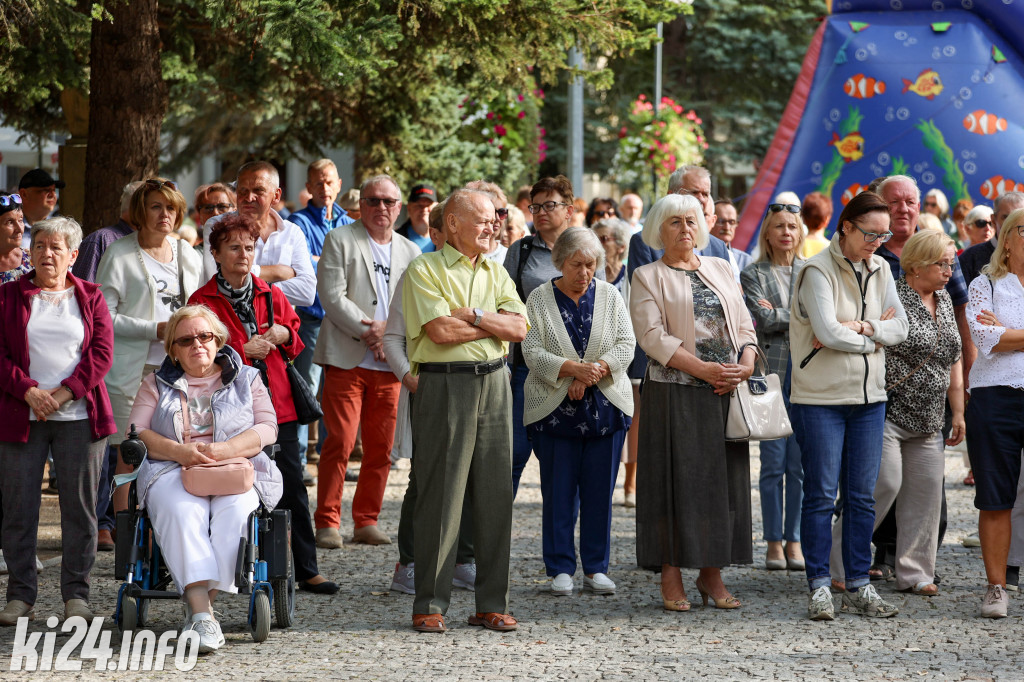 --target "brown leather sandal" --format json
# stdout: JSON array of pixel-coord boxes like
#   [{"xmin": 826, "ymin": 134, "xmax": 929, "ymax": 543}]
[
  {"xmin": 468, "ymin": 612, "xmax": 518, "ymax": 631},
  {"xmin": 412, "ymin": 613, "xmax": 446, "ymax": 633}
]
